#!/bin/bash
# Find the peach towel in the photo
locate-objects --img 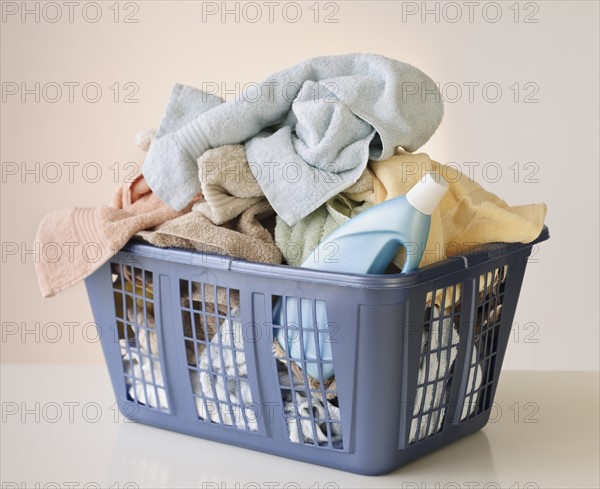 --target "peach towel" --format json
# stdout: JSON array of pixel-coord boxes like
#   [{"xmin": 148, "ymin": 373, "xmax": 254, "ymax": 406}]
[{"xmin": 34, "ymin": 175, "xmax": 192, "ymax": 298}]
